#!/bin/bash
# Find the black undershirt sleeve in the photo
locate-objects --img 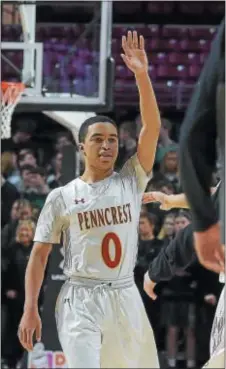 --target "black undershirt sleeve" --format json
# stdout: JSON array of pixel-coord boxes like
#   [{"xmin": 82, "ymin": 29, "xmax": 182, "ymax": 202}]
[{"xmin": 148, "ymin": 224, "xmax": 196, "ymax": 283}]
